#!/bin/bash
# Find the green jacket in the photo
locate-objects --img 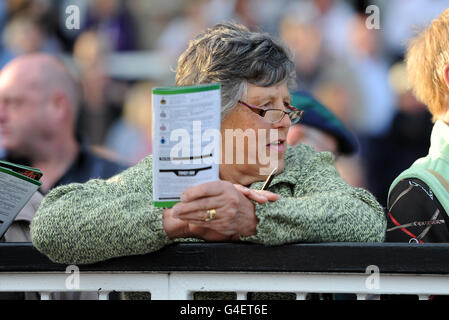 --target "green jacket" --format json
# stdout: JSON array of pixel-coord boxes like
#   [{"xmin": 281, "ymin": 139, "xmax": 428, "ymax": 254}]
[{"xmin": 31, "ymin": 143, "xmax": 386, "ymax": 265}]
